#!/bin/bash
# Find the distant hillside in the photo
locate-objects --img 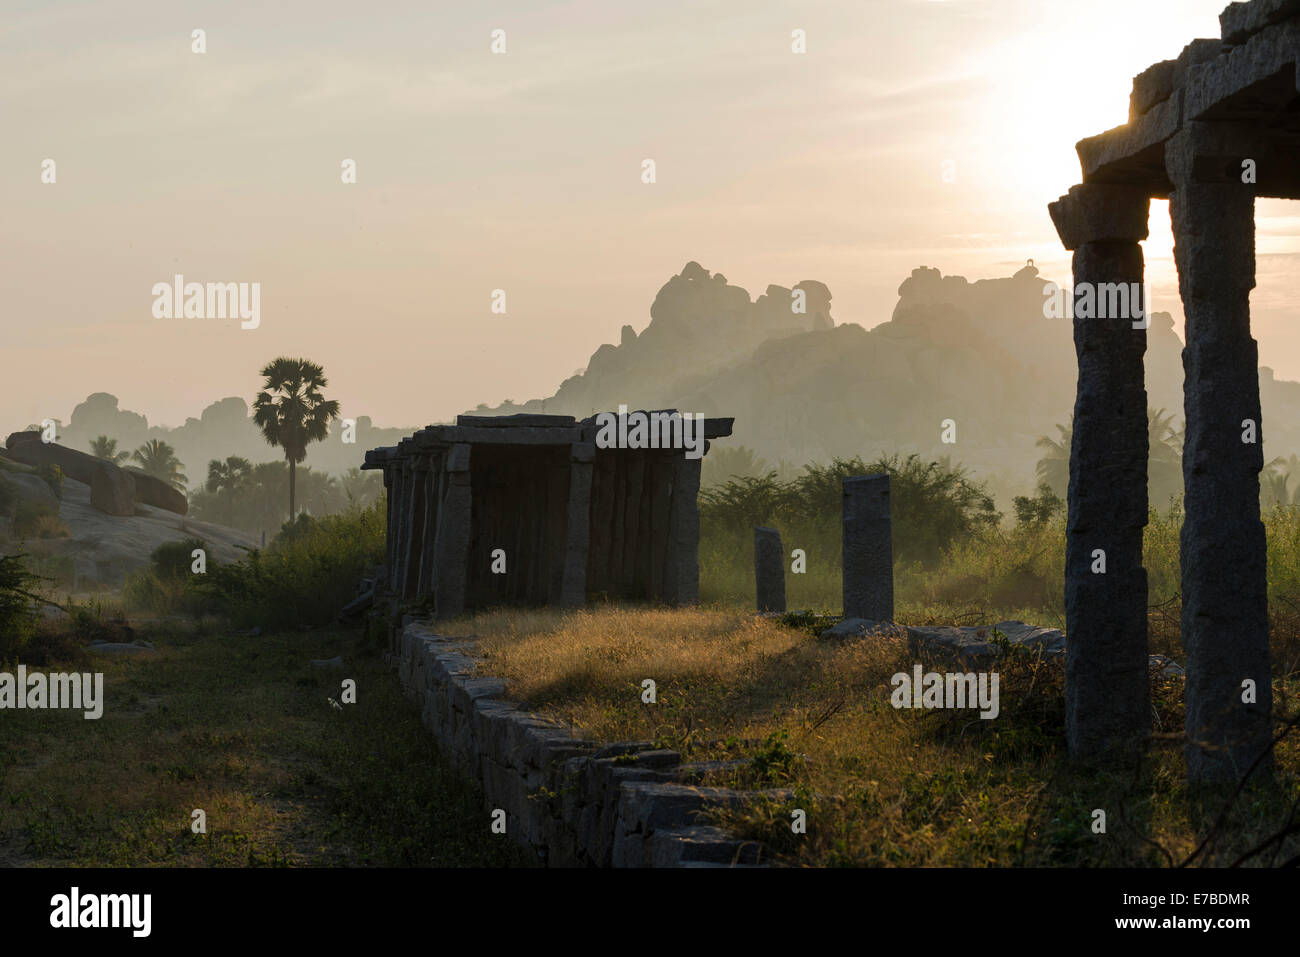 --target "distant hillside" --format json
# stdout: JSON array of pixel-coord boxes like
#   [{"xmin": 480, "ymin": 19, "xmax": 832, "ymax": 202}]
[
  {"xmin": 23, "ymin": 393, "xmax": 415, "ymax": 492},
  {"xmin": 467, "ymin": 260, "xmax": 1300, "ymax": 496}
]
